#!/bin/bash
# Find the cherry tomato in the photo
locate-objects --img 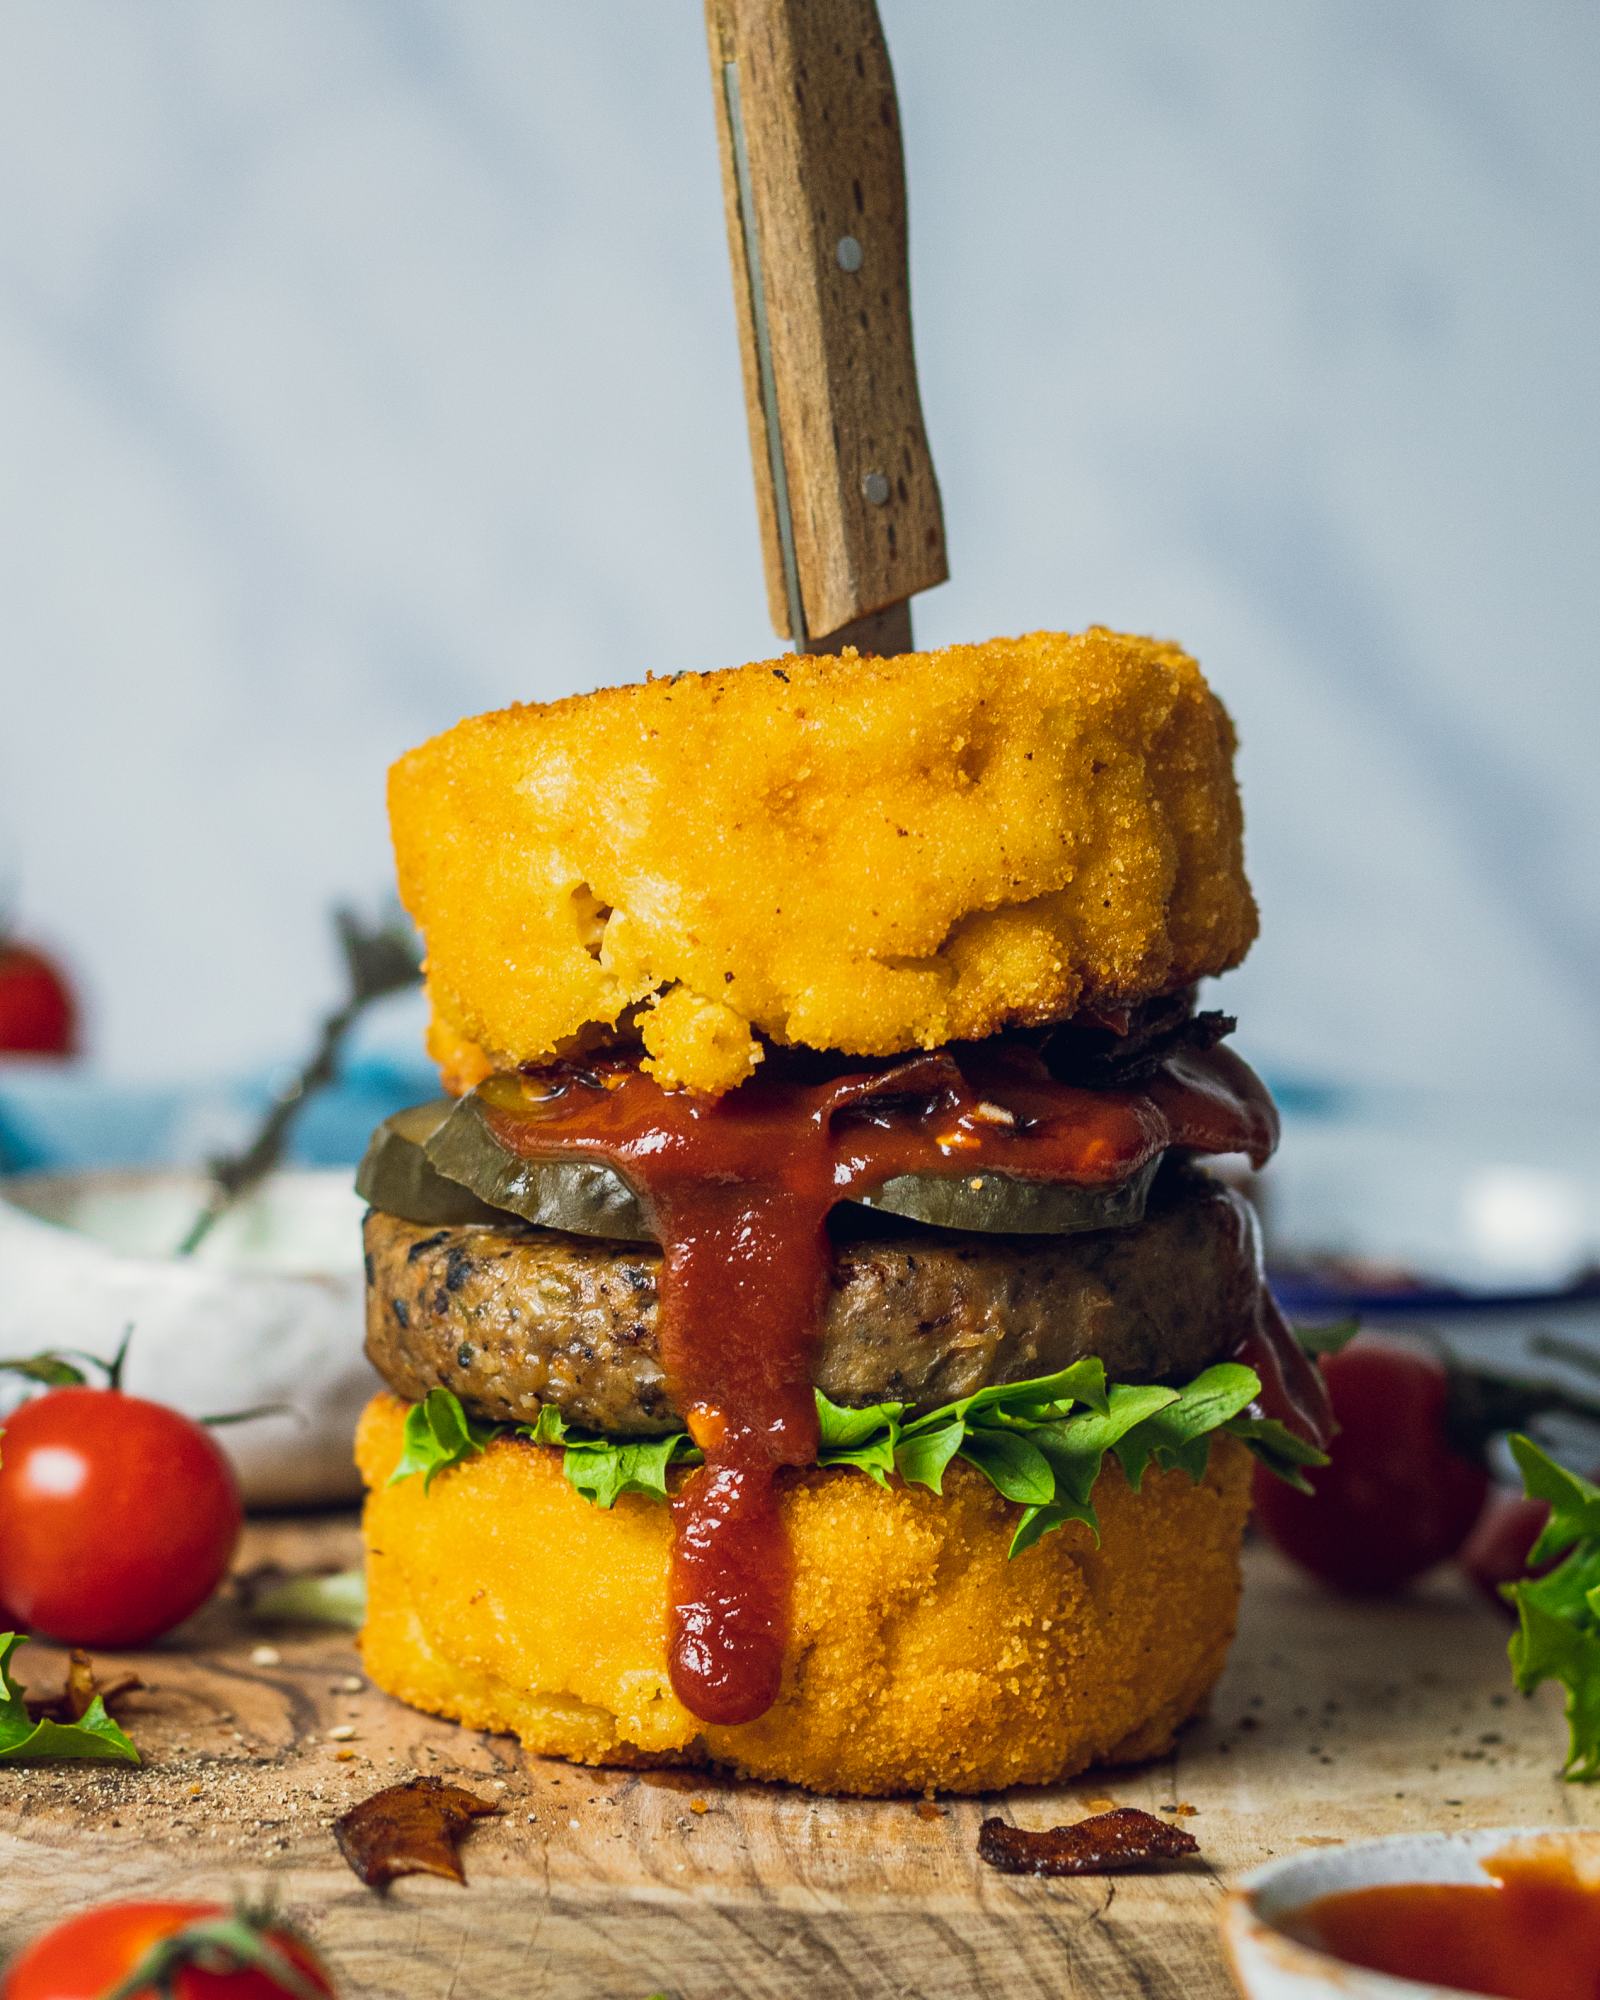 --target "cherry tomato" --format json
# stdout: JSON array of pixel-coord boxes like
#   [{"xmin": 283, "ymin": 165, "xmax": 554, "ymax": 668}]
[
  {"xmin": 0, "ymin": 941, "xmax": 77, "ymax": 1056},
  {"xmin": 1252, "ymin": 1333, "xmax": 1490, "ymax": 1595},
  {"xmin": 1, "ymin": 1900, "xmax": 335, "ymax": 1999},
  {"xmin": 1459, "ymin": 1486, "xmax": 1565, "ymax": 1614},
  {"xmin": 0, "ymin": 1388, "xmax": 242, "ymax": 1647}
]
